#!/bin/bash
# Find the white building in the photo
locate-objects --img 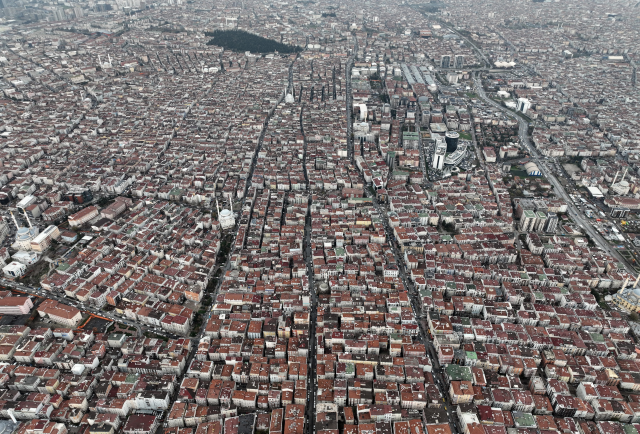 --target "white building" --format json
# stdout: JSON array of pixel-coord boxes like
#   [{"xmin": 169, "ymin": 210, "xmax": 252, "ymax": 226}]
[
  {"xmin": 16, "ymin": 195, "xmax": 37, "ymax": 212},
  {"xmin": 72, "ymin": 364, "xmax": 86, "ymax": 375},
  {"xmin": 432, "ymin": 140, "xmax": 446, "ymax": 170},
  {"xmin": 10, "ymin": 211, "xmax": 39, "ymax": 251},
  {"xmin": 356, "ymin": 103, "xmax": 368, "ymax": 121},
  {"xmin": 383, "ymin": 265, "xmax": 399, "ymax": 278},
  {"xmin": 217, "ymin": 203, "xmax": 235, "ymax": 230},
  {"xmin": 12, "ymin": 227, "xmax": 39, "ymax": 251},
  {"xmin": 612, "ymin": 180, "xmax": 630, "ymax": 196},
  {"xmin": 517, "ymin": 98, "xmax": 531, "ymax": 114},
  {"xmin": 524, "ymin": 161, "xmax": 542, "ymax": 176},
  {"xmin": 519, "ymin": 210, "xmax": 537, "ymax": 232},
  {"xmin": 2, "ymin": 262, "xmax": 27, "ymax": 279},
  {"xmin": 444, "ymin": 143, "xmax": 468, "ymax": 166},
  {"xmin": 12, "ymin": 251, "xmax": 39, "ymax": 266},
  {"xmin": 129, "ymin": 392, "xmax": 170, "ymax": 411}
]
